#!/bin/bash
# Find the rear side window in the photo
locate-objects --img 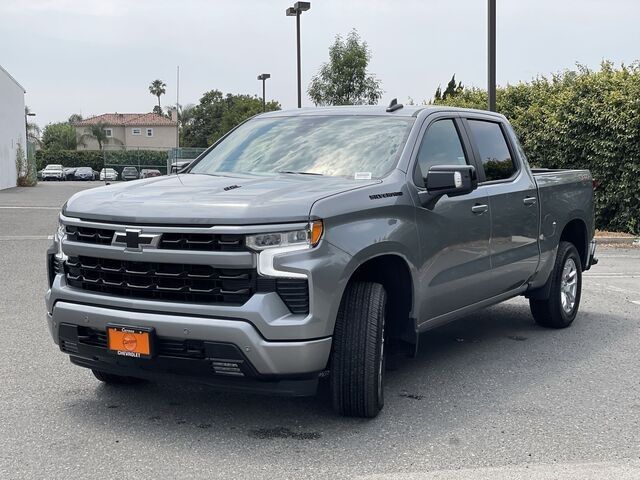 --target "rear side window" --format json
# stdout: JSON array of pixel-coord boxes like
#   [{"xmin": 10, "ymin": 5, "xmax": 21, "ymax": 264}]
[
  {"xmin": 467, "ymin": 120, "xmax": 516, "ymax": 182},
  {"xmin": 416, "ymin": 119, "xmax": 467, "ymax": 178}
]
